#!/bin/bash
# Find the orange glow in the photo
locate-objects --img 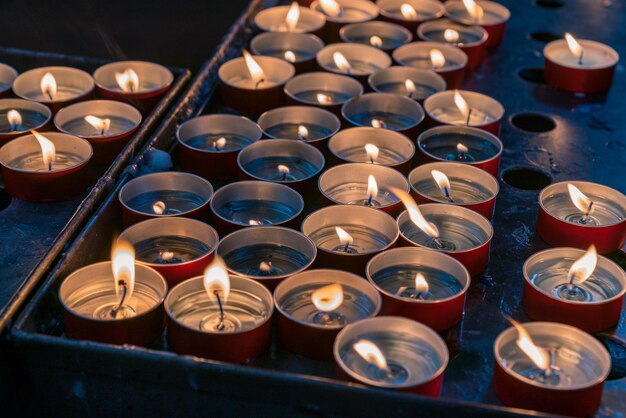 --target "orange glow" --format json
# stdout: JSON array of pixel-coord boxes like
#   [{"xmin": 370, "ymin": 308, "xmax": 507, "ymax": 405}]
[
  {"xmin": 367, "ymin": 175, "xmax": 378, "ymax": 202},
  {"xmin": 333, "ymin": 51, "xmax": 352, "ymax": 73},
  {"xmin": 320, "ymin": 0, "xmax": 342, "ymax": 17},
  {"xmin": 354, "ymin": 339, "xmax": 389, "ymax": 370},
  {"xmin": 317, "ymin": 93, "xmax": 333, "ymax": 105},
  {"xmin": 312, "ymin": 283, "xmax": 344, "ymax": 312},
  {"xmin": 370, "ymin": 36, "xmax": 383, "ymax": 48},
  {"xmin": 152, "ymin": 201, "xmax": 166, "ymax": 215},
  {"xmin": 405, "ymin": 79, "xmax": 416, "ymax": 97},
  {"xmin": 112, "ymin": 240, "xmax": 136, "ymax": 302},
  {"xmin": 7, "ymin": 109, "xmax": 22, "ymax": 129},
  {"xmin": 415, "ymin": 272, "xmax": 429, "ymax": 293},
  {"xmin": 30, "ymin": 130, "xmax": 56, "ymax": 170},
  {"xmin": 444, "ymin": 29, "xmax": 460, "ymax": 43},
  {"xmin": 430, "ymin": 49, "xmax": 446, "ymax": 69},
  {"xmin": 463, "ymin": 0, "xmax": 484, "ymax": 20},
  {"xmin": 242, "ymin": 49, "xmax": 266, "ymax": 87},
  {"xmin": 284, "ymin": 50, "xmax": 297, "ymax": 63},
  {"xmin": 285, "ymin": 2, "xmax": 301, "ymax": 31},
  {"xmin": 203, "ymin": 258, "xmax": 231, "ymax": 305},
  {"xmin": 115, "ymin": 68, "xmax": 139, "ymax": 93},
  {"xmin": 84, "ymin": 115, "xmax": 111, "ymax": 134},
  {"xmin": 40, "ymin": 72, "xmax": 57, "ymax": 100},
  {"xmin": 400, "ymin": 3, "xmax": 418, "ymax": 20},
  {"xmin": 365, "ymin": 143, "xmax": 379, "ymax": 163}
]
